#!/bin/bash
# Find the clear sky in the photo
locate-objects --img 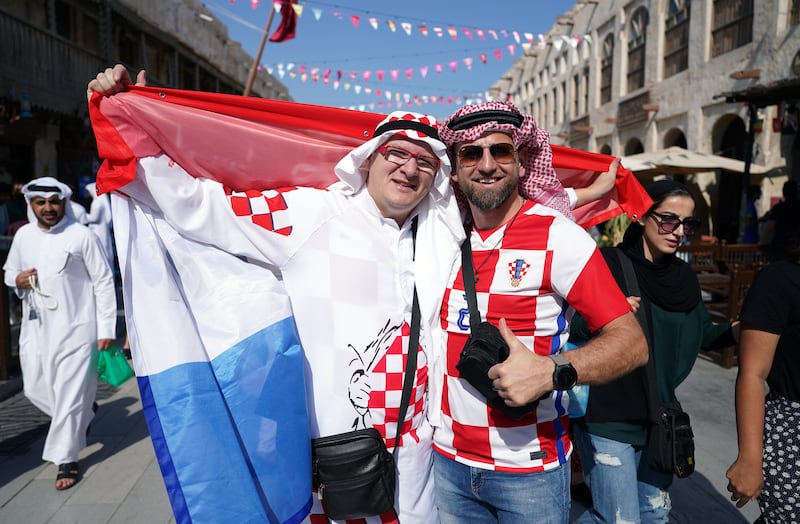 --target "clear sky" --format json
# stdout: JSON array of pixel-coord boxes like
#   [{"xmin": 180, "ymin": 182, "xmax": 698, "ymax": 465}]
[{"xmin": 204, "ymin": 0, "xmax": 578, "ymax": 120}]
